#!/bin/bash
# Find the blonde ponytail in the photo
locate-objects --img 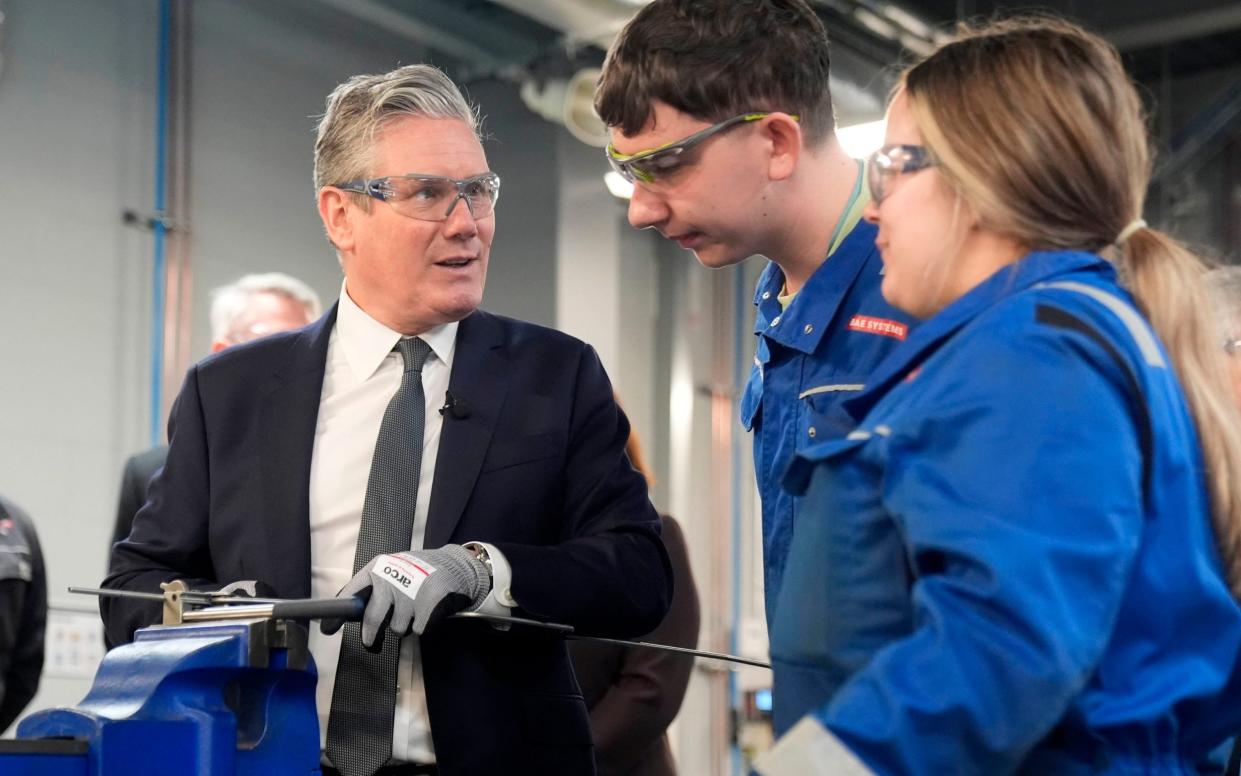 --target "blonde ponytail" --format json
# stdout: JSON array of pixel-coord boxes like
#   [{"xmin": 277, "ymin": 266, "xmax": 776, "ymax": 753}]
[{"xmin": 1121, "ymin": 228, "xmax": 1241, "ymax": 597}]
